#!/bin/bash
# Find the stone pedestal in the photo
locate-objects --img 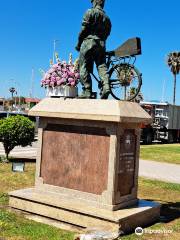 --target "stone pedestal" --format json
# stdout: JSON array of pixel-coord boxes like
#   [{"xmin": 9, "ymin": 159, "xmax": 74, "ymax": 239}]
[{"xmin": 9, "ymin": 99, "xmax": 160, "ymax": 233}]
